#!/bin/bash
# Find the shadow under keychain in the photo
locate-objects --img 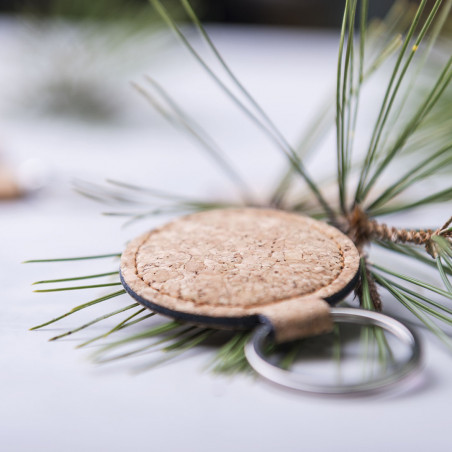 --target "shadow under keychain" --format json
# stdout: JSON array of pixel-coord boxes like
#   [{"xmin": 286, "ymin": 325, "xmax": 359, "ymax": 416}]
[{"xmin": 120, "ymin": 208, "xmax": 421, "ymax": 394}]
